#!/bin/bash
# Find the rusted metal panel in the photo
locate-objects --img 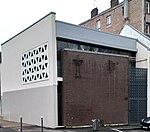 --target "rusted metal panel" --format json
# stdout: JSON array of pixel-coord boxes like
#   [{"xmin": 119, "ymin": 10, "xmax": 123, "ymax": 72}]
[{"xmin": 62, "ymin": 50, "xmax": 129, "ymax": 126}]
